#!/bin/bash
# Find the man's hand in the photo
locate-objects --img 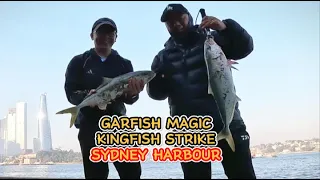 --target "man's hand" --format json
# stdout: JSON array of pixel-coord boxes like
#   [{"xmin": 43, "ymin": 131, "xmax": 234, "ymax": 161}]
[
  {"xmin": 200, "ymin": 16, "xmax": 226, "ymax": 31},
  {"xmin": 87, "ymin": 89, "xmax": 96, "ymax": 107},
  {"xmin": 123, "ymin": 78, "xmax": 145, "ymax": 97},
  {"xmin": 88, "ymin": 89, "xmax": 96, "ymax": 95}
]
